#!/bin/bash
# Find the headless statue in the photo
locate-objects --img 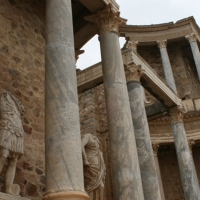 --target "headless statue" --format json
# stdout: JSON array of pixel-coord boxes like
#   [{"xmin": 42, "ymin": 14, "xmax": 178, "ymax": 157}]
[
  {"xmin": 0, "ymin": 91, "xmax": 24, "ymax": 194},
  {"xmin": 81, "ymin": 133, "xmax": 106, "ymax": 200}
]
